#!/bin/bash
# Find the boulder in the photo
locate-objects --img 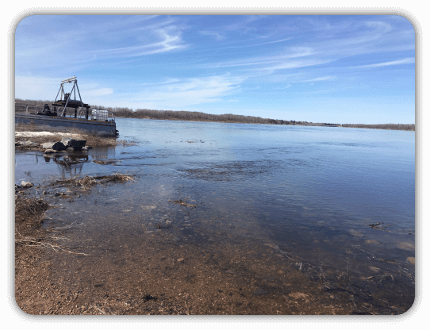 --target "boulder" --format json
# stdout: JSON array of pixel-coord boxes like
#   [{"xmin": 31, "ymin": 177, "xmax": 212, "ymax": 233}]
[
  {"xmin": 61, "ymin": 137, "xmax": 87, "ymax": 148},
  {"xmin": 41, "ymin": 142, "xmax": 55, "ymax": 149},
  {"xmin": 52, "ymin": 141, "xmax": 67, "ymax": 151},
  {"xmin": 20, "ymin": 181, "xmax": 33, "ymax": 188},
  {"xmin": 61, "ymin": 138, "xmax": 86, "ymax": 151}
]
